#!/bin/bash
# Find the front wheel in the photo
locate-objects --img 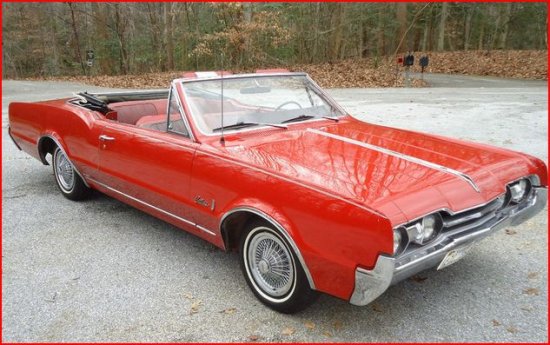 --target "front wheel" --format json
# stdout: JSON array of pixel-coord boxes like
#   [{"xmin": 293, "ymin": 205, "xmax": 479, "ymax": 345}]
[
  {"xmin": 52, "ymin": 147, "xmax": 90, "ymax": 201},
  {"xmin": 239, "ymin": 220, "xmax": 318, "ymax": 313}
]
